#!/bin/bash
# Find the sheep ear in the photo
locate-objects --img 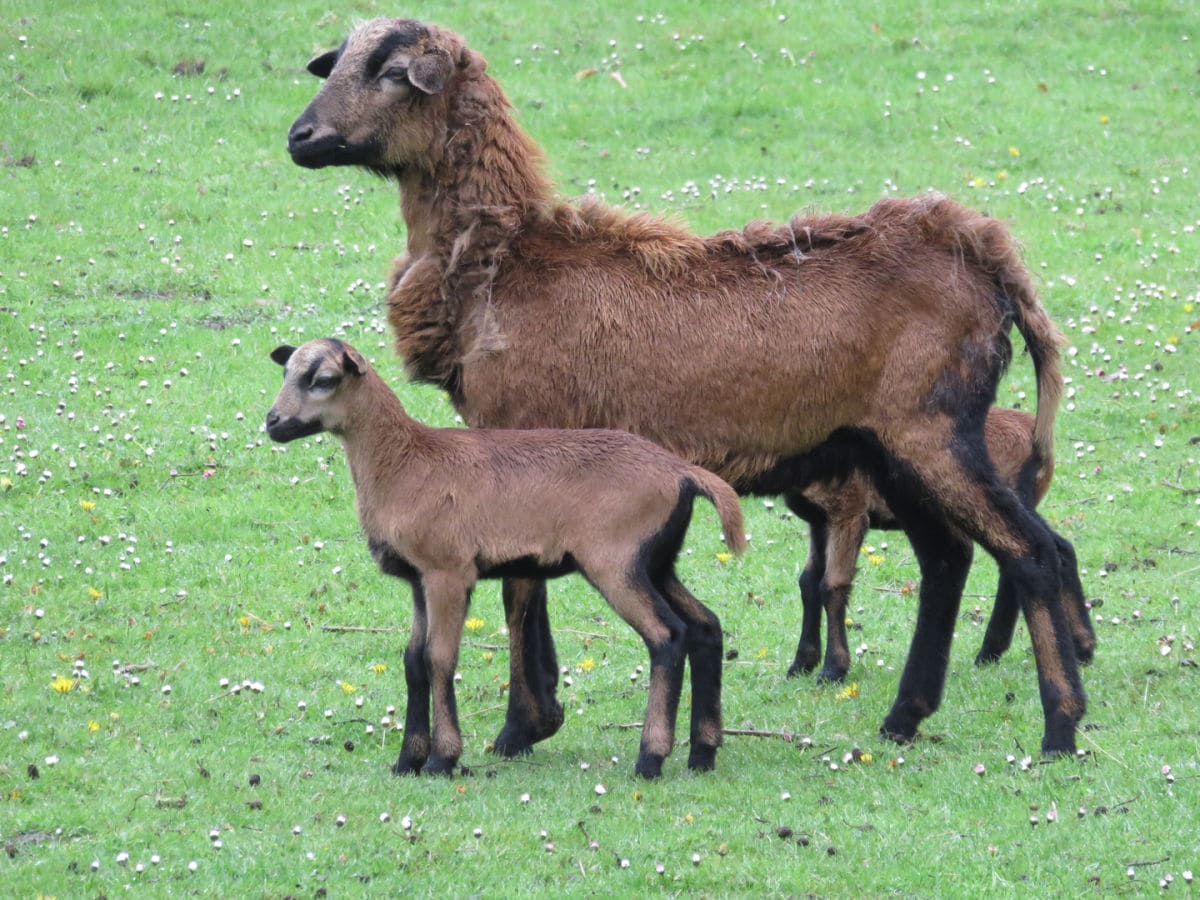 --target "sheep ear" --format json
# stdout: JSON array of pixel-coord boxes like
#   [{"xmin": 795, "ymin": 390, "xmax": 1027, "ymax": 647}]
[
  {"xmin": 271, "ymin": 345, "xmax": 296, "ymax": 366},
  {"xmin": 306, "ymin": 50, "xmax": 338, "ymax": 79},
  {"xmin": 408, "ymin": 48, "xmax": 453, "ymax": 94}
]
